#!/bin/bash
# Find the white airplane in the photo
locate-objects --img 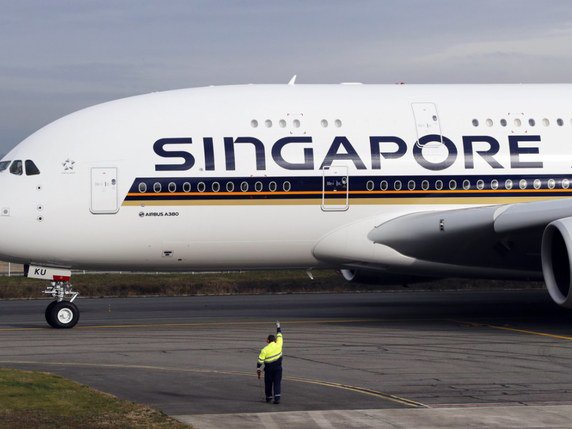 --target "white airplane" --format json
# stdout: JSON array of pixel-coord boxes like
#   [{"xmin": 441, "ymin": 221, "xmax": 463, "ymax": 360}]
[{"xmin": 1, "ymin": 82, "xmax": 571, "ymax": 328}]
